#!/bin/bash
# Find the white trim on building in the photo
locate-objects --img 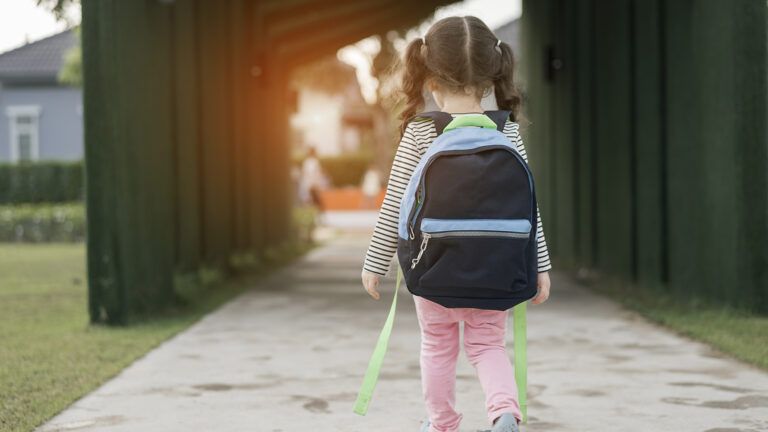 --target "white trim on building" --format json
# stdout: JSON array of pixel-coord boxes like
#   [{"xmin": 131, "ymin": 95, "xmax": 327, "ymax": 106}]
[{"xmin": 6, "ymin": 105, "xmax": 42, "ymax": 163}]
